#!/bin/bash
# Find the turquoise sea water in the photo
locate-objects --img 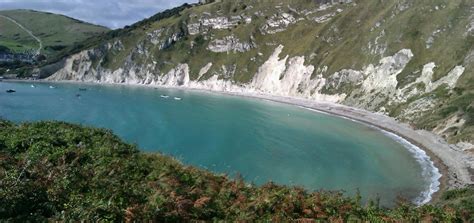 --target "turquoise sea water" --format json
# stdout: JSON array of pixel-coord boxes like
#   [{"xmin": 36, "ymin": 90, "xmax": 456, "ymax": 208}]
[{"xmin": 0, "ymin": 81, "xmax": 435, "ymax": 206}]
